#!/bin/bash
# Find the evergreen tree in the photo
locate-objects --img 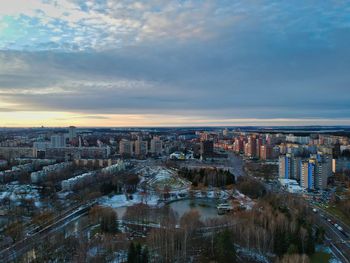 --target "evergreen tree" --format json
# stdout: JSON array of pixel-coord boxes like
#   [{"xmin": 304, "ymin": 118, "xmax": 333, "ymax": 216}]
[
  {"xmin": 306, "ymin": 228, "xmax": 315, "ymax": 255},
  {"xmin": 141, "ymin": 246, "xmax": 149, "ymax": 263},
  {"xmin": 287, "ymin": 244, "xmax": 298, "ymax": 254},
  {"xmin": 127, "ymin": 242, "xmax": 136, "ymax": 263},
  {"xmin": 136, "ymin": 243, "xmax": 142, "ymax": 262},
  {"xmin": 100, "ymin": 208, "xmax": 117, "ymax": 233},
  {"xmin": 214, "ymin": 229, "xmax": 236, "ymax": 263},
  {"xmin": 274, "ymin": 228, "xmax": 289, "ymax": 256},
  {"xmin": 226, "ymin": 171, "xmax": 235, "ymax": 185},
  {"xmin": 315, "ymin": 226, "xmax": 325, "ymax": 243}
]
